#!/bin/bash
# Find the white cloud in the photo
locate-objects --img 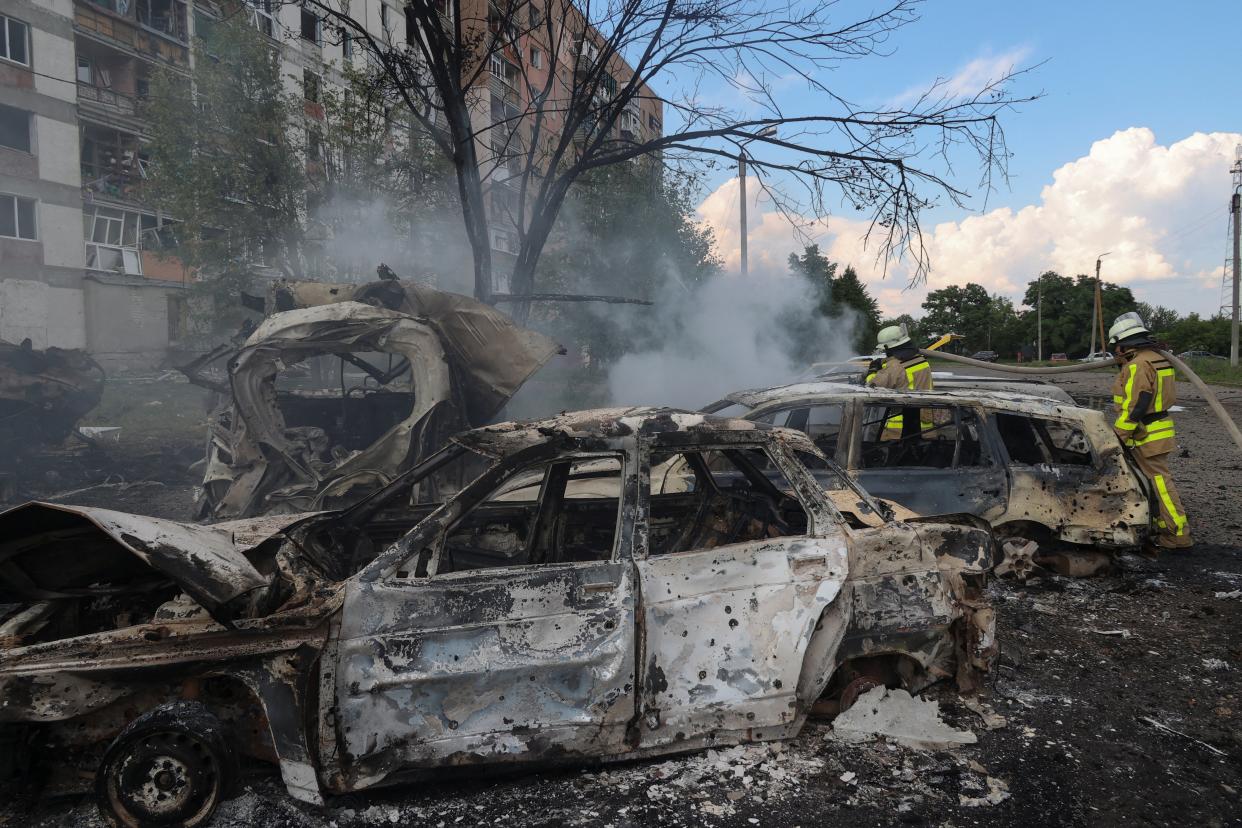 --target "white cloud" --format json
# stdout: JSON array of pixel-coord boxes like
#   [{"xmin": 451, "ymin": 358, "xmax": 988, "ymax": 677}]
[
  {"xmin": 697, "ymin": 128, "xmax": 1242, "ymax": 318},
  {"xmin": 892, "ymin": 46, "xmax": 1033, "ymax": 107}
]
